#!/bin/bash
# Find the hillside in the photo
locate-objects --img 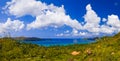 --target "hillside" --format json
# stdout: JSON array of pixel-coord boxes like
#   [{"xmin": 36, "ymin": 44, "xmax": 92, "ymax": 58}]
[
  {"xmin": 13, "ymin": 37, "xmax": 41, "ymax": 41},
  {"xmin": 0, "ymin": 33, "xmax": 120, "ymax": 61}
]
